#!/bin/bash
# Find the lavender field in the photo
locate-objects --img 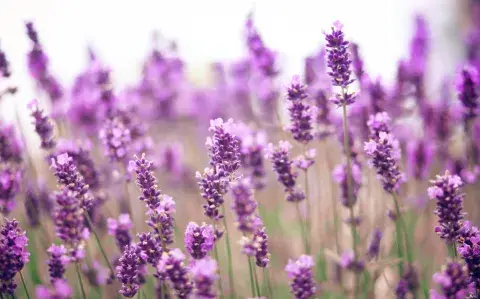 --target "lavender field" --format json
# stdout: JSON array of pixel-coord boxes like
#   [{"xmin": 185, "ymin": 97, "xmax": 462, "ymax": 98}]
[{"xmin": 0, "ymin": 3, "xmax": 479, "ymax": 299}]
